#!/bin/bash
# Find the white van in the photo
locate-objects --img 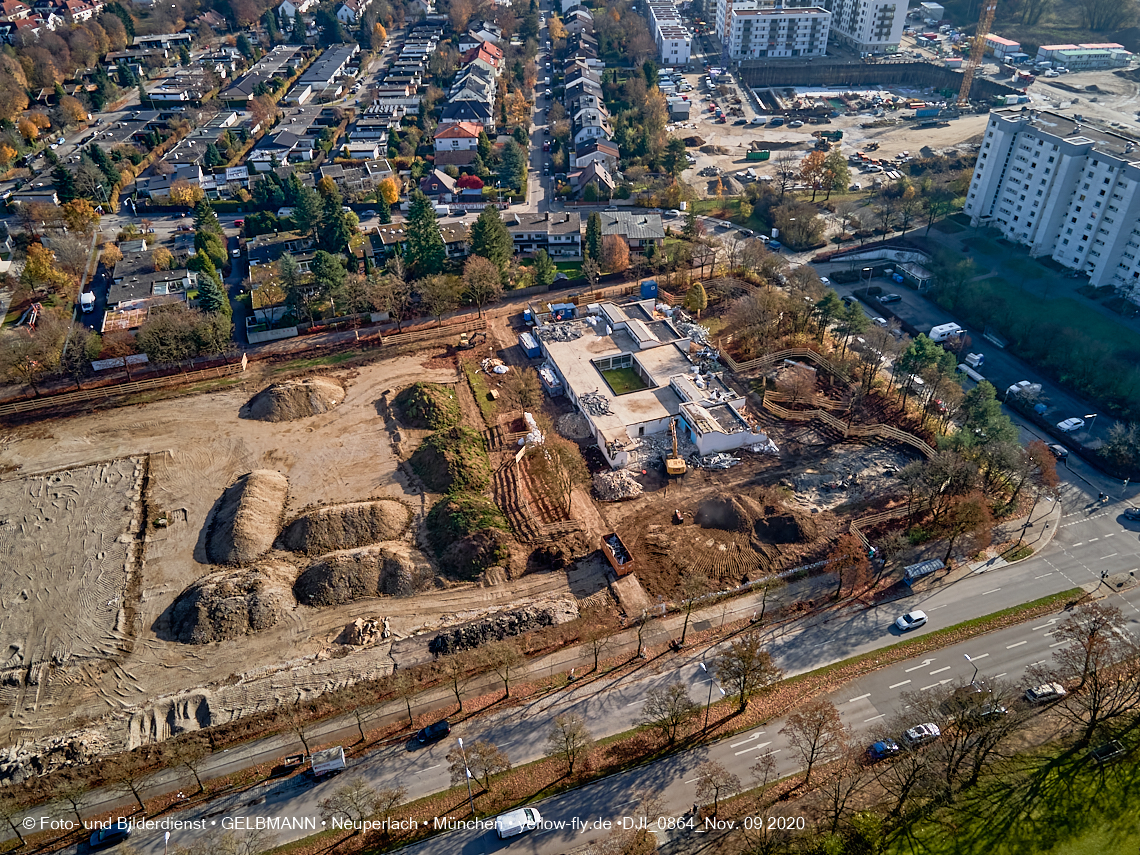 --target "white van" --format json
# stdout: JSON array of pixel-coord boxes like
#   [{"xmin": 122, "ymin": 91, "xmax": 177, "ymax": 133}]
[
  {"xmin": 495, "ymin": 808, "xmax": 543, "ymax": 839},
  {"xmin": 79, "ymin": 292, "xmax": 95, "ymax": 313}
]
